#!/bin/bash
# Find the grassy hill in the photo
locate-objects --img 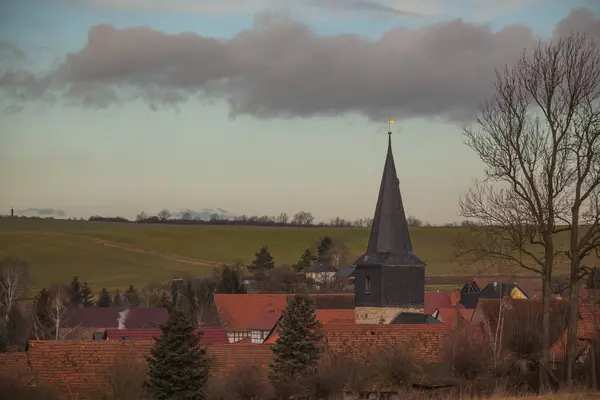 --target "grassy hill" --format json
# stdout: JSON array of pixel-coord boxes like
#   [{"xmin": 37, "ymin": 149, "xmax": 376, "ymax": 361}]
[{"xmin": 0, "ymin": 217, "xmax": 595, "ymax": 292}]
